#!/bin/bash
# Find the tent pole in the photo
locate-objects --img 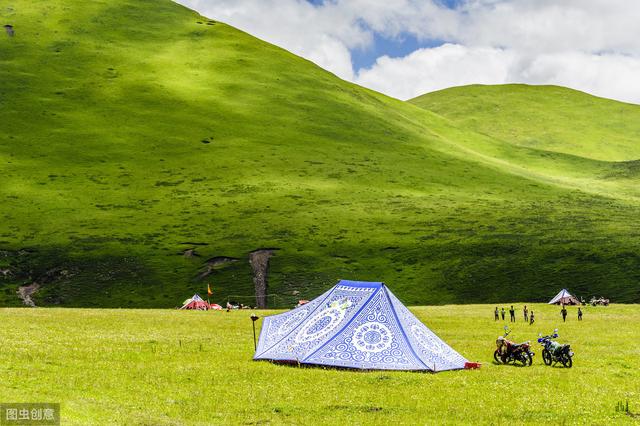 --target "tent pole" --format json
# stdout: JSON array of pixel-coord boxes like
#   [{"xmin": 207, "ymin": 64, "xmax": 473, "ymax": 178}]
[{"xmin": 250, "ymin": 314, "xmax": 259, "ymax": 351}]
